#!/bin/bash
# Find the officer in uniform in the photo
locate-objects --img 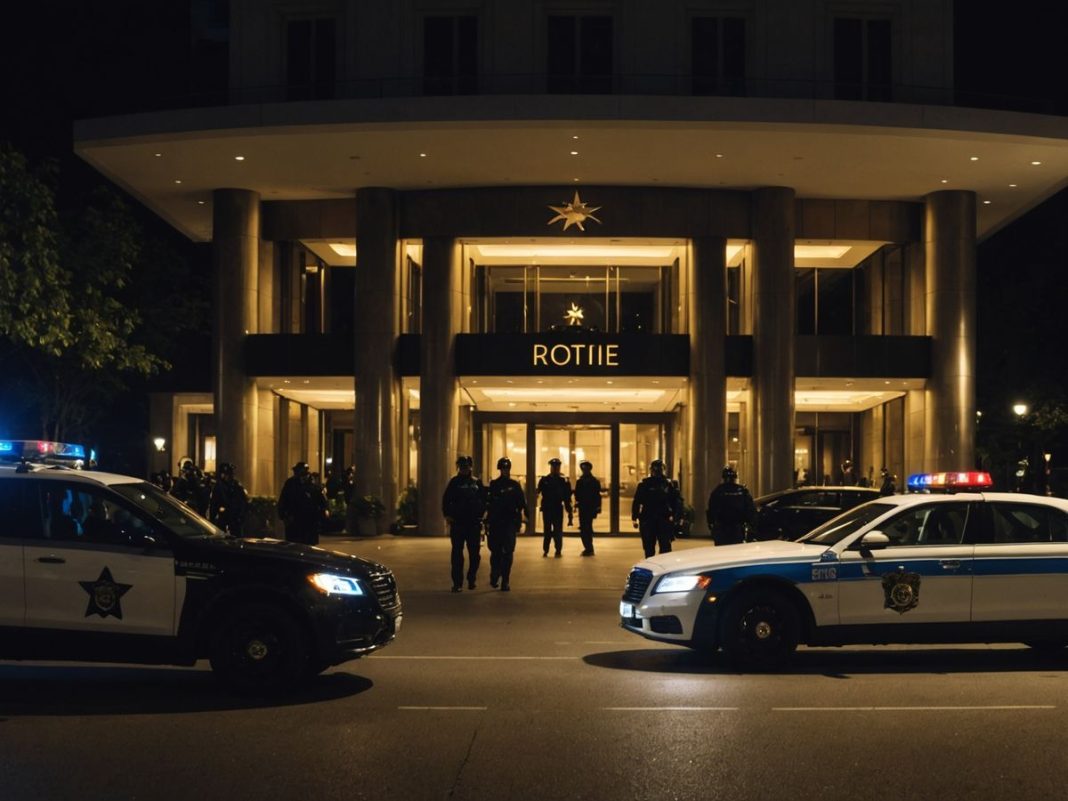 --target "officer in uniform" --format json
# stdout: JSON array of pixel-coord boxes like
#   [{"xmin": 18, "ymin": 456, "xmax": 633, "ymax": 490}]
[
  {"xmin": 485, "ymin": 457, "xmax": 527, "ymax": 591},
  {"xmin": 574, "ymin": 459, "xmax": 602, "ymax": 556},
  {"xmin": 536, "ymin": 457, "xmax": 573, "ymax": 557},
  {"xmin": 631, "ymin": 459, "xmax": 680, "ymax": 558},
  {"xmin": 442, "ymin": 455, "xmax": 486, "ymax": 592},
  {"xmin": 209, "ymin": 462, "xmax": 249, "ymax": 537},
  {"xmin": 278, "ymin": 461, "xmax": 326, "ymax": 545},
  {"xmin": 879, "ymin": 467, "xmax": 897, "ymax": 496},
  {"xmin": 706, "ymin": 465, "xmax": 756, "ymax": 546}
]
